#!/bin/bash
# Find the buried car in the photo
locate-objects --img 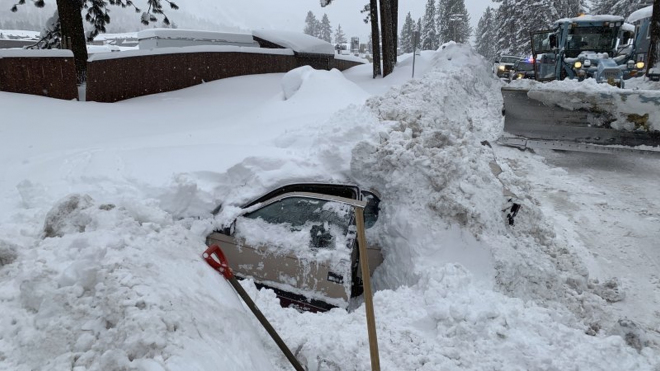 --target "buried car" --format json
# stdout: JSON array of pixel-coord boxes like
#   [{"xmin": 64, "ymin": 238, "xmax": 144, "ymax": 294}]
[{"xmin": 206, "ymin": 183, "xmax": 382, "ymax": 312}]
